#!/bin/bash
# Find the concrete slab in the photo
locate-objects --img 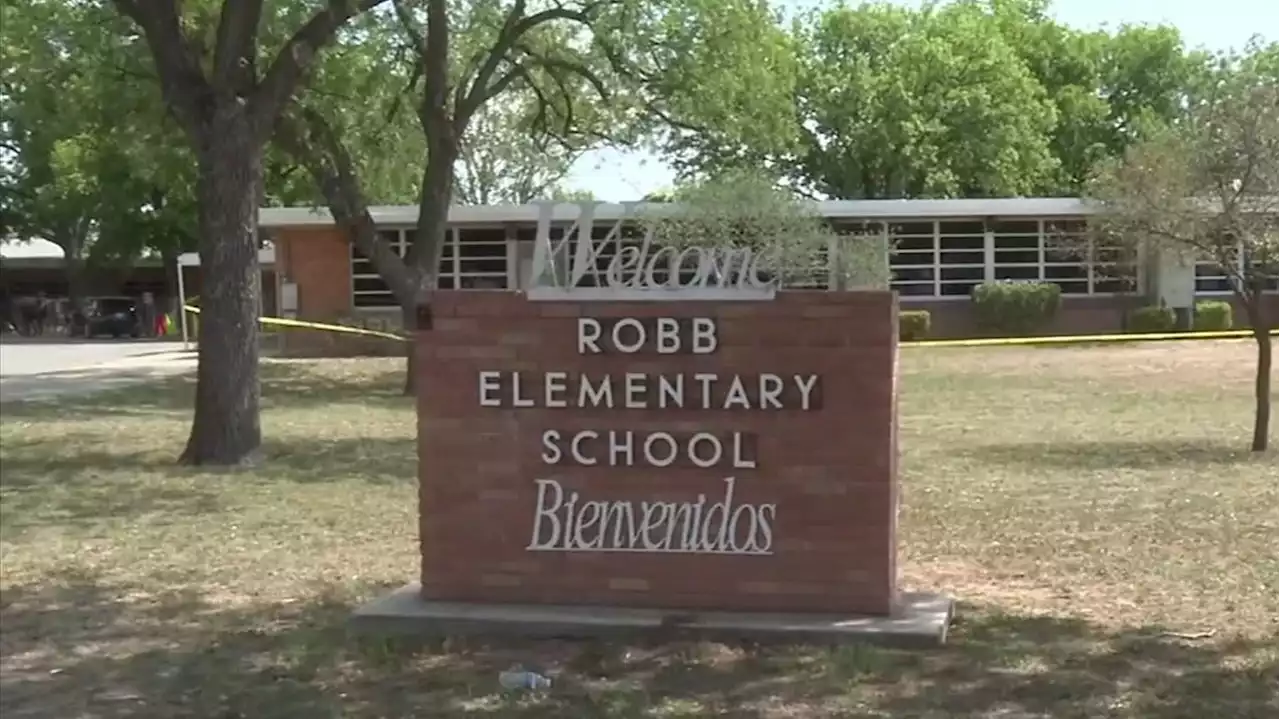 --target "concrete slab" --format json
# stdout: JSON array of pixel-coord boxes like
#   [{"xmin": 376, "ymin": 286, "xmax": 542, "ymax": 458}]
[{"xmin": 351, "ymin": 583, "xmax": 954, "ymax": 648}]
